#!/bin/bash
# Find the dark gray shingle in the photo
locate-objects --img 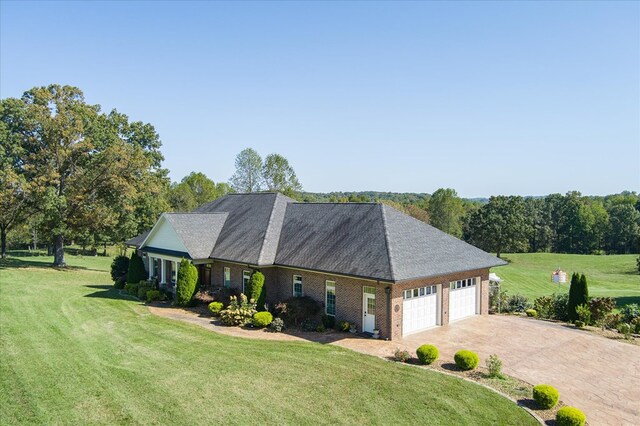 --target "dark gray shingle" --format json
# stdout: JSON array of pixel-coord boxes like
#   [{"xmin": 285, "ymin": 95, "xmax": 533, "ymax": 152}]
[{"xmin": 164, "ymin": 213, "xmax": 228, "ymax": 259}]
